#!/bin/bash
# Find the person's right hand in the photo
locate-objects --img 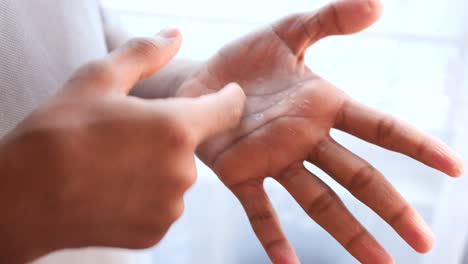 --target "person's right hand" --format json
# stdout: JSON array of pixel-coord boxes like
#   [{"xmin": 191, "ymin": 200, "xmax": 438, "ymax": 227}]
[{"xmin": 0, "ymin": 28, "xmax": 246, "ymax": 264}]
